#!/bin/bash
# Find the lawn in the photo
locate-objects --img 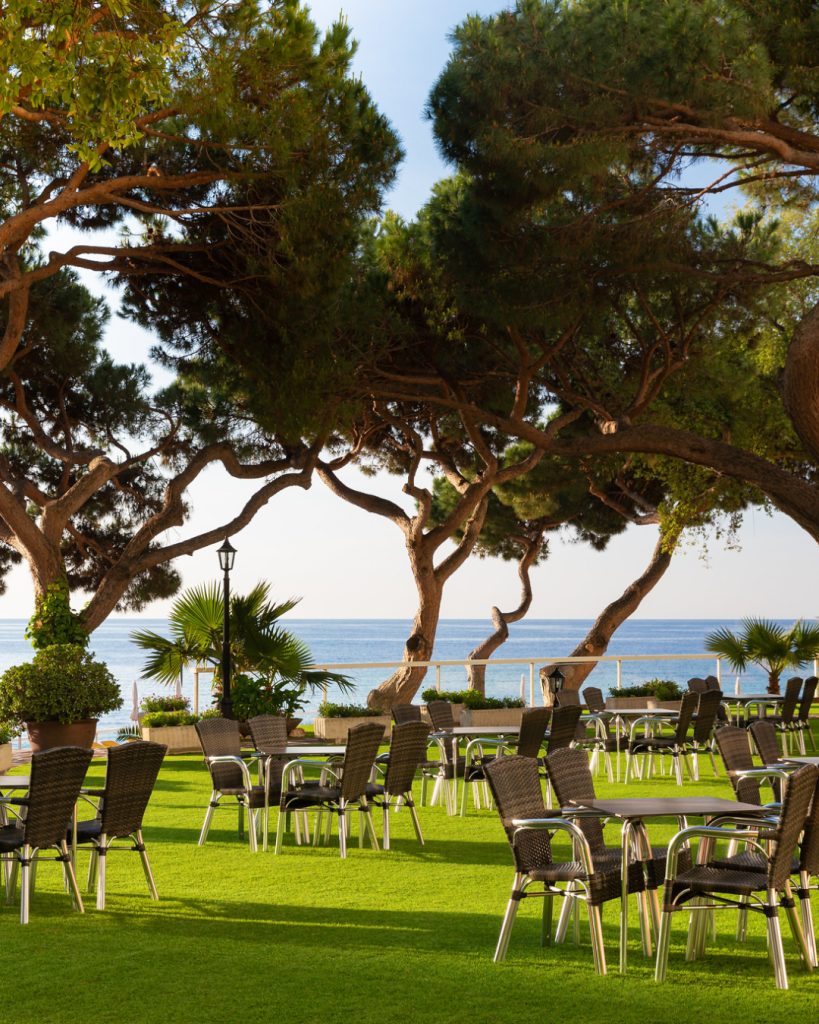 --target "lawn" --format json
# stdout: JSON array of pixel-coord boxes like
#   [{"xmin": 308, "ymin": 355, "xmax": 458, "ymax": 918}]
[{"xmin": 7, "ymin": 732, "xmax": 818, "ymax": 1024}]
